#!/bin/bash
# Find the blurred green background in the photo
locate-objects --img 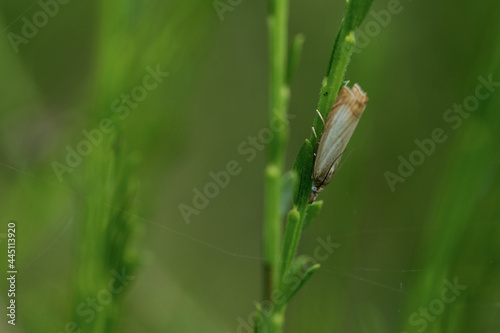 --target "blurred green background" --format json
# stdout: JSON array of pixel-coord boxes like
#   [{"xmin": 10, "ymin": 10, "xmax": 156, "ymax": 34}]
[{"xmin": 0, "ymin": 0, "xmax": 499, "ymax": 332}]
